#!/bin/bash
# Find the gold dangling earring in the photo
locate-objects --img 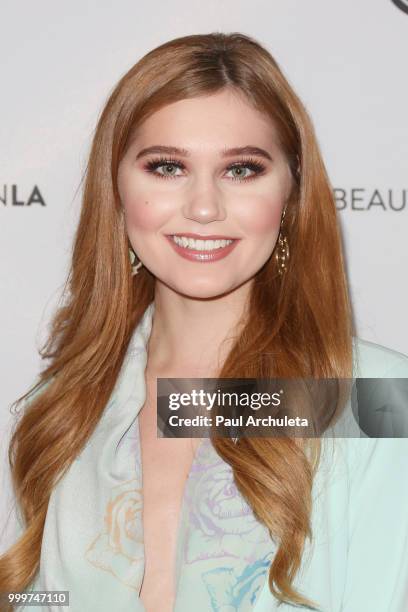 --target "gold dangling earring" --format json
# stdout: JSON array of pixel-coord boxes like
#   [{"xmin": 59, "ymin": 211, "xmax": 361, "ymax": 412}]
[
  {"xmin": 276, "ymin": 233, "xmax": 289, "ymax": 275},
  {"xmin": 129, "ymin": 246, "xmax": 143, "ymax": 276},
  {"xmin": 275, "ymin": 208, "xmax": 290, "ymax": 276}
]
